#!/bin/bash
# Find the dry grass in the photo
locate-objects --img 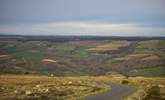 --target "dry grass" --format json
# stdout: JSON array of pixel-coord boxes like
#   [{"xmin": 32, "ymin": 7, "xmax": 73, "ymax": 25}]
[
  {"xmin": 0, "ymin": 75, "xmax": 111, "ymax": 100},
  {"xmin": 0, "ymin": 74, "xmax": 164, "ymax": 100},
  {"xmin": 88, "ymin": 41, "xmax": 130, "ymax": 52},
  {"xmin": 0, "ymin": 55, "xmax": 9, "ymax": 58},
  {"xmin": 110, "ymin": 54, "xmax": 149, "ymax": 61},
  {"xmin": 42, "ymin": 59, "xmax": 57, "ymax": 63},
  {"xmin": 111, "ymin": 53, "xmax": 160, "ymax": 62},
  {"xmin": 141, "ymin": 55, "xmax": 161, "ymax": 61},
  {"xmin": 124, "ymin": 77, "xmax": 165, "ymax": 100}
]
